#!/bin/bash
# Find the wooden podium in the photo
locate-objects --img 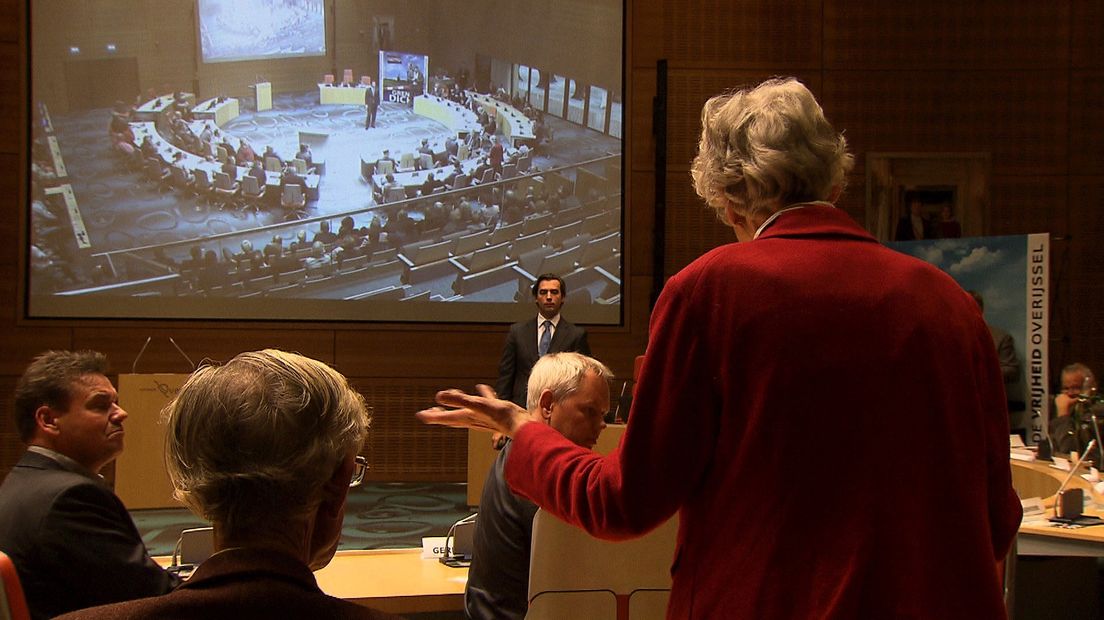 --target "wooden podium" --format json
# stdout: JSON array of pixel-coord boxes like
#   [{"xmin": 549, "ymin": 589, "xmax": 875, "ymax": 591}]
[
  {"xmin": 113, "ymin": 373, "xmax": 189, "ymax": 509},
  {"xmin": 253, "ymin": 81, "xmax": 272, "ymax": 111}
]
